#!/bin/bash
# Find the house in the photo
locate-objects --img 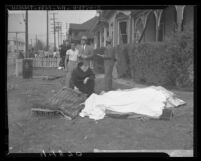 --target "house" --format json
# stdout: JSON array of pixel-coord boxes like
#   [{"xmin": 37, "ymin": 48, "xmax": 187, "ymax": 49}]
[
  {"xmin": 8, "ymin": 36, "xmax": 25, "ymax": 54},
  {"xmin": 68, "ymin": 16, "xmax": 99, "ymax": 45},
  {"xmin": 91, "ymin": 5, "xmax": 194, "ymax": 48}
]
